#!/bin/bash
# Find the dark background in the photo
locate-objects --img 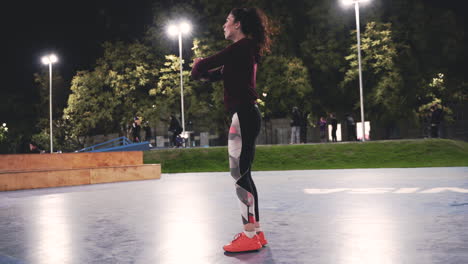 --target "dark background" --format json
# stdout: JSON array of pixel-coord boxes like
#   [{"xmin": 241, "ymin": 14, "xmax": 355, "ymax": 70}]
[
  {"xmin": 1, "ymin": 0, "xmax": 153, "ymax": 127},
  {"xmin": 1, "ymin": 0, "xmax": 467, "ymax": 149}
]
